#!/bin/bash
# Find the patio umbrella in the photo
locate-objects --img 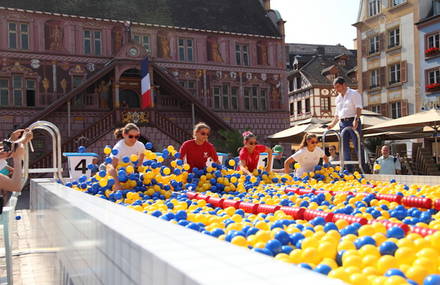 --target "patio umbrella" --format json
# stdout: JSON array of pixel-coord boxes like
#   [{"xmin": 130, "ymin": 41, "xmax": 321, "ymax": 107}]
[{"xmin": 364, "ymin": 108, "xmax": 440, "ymax": 162}]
